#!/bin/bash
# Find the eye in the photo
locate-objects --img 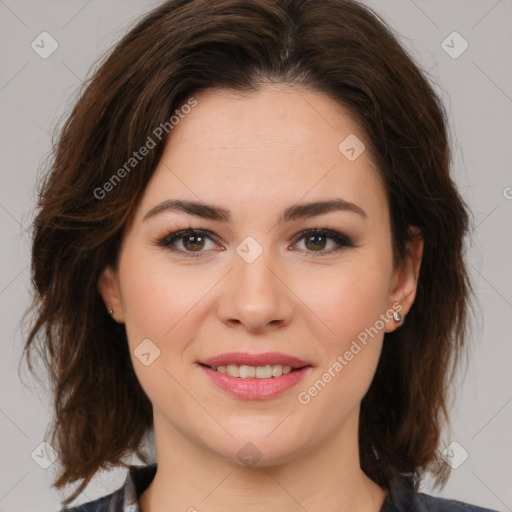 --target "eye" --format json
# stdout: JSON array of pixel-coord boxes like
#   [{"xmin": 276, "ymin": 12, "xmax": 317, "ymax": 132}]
[
  {"xmin": 291, "ymin": 228, "xmax": 354, "ymax": 257},
  {"xmin": 155, "ymin": 227, "xmax": 354, "ymax": 259},
  {"xmin": 156, "ymin": 228, "xmax": 219, "ymax": 257}
]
